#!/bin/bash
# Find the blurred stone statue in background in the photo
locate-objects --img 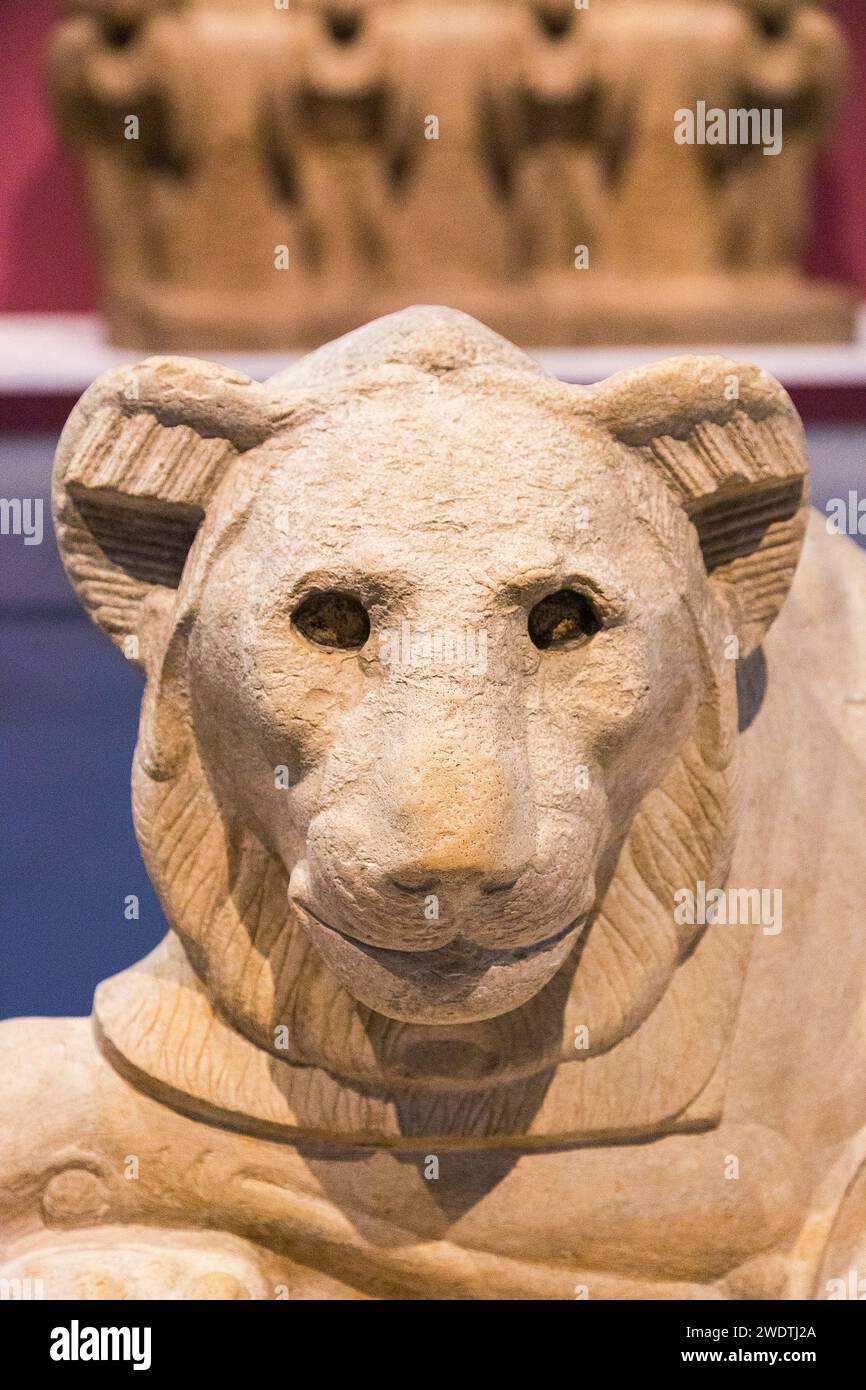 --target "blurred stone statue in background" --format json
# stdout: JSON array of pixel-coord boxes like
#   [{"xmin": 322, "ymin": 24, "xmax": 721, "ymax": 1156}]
[{"xmin": 48, "ymin": 0, "xmax": 854, "ymax": 347}]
